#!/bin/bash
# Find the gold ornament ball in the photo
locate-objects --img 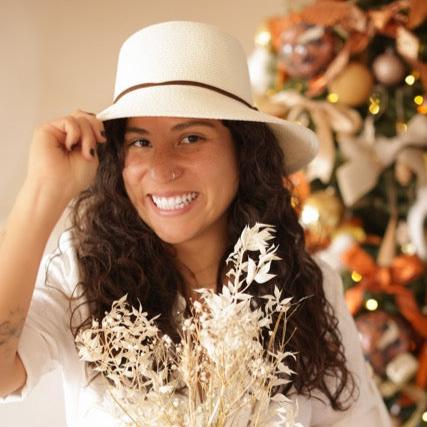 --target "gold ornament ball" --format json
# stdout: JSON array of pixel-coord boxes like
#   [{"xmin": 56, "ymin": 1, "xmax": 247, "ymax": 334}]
[
  {"xmin": 328, "ymin": 62, "xmax": 374, "ymax": 107},
  {"xmin": 301, "ymin": 189, "xmax": 344, "ymax": 236},
  {"xmin": 373, "ymin": 51, "xmax": 406, "ymax": 86}
]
